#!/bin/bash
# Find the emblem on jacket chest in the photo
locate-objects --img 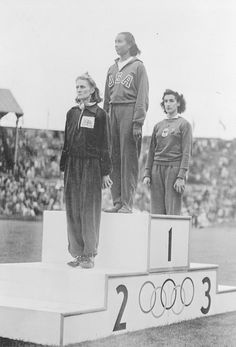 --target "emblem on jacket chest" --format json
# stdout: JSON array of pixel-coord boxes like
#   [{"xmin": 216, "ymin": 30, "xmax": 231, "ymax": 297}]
[{"xmin": 162, "ymin": 128, "xmax": 169, "ymax": 137}]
